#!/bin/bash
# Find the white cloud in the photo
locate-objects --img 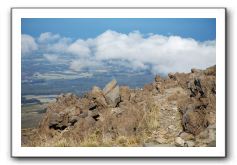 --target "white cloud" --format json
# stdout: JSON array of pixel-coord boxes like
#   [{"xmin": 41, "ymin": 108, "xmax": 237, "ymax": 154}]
[
  {"xmin": 67, "ymin": 39, "xmax": 91, "ymax": 57},
  {"xmin": 38, "ymin": 32, "xmax": 60, "ymax": 43},
  {"xmin": 69, "ymin": 59, "xmax": 102, "ymax": 72},
  {"xmin": 21, "ymin": 34, "xmax": 38, "ymax": 56},
  {"xmin": 25, "ymin": 30, "xmax": 216, "ymax": 75},
  {"xmin": 91, "ymin": 30, "xmax": 215, "ymax": 74},
  {"xmin": 47, "ymin": 37, "xmax": 71, "ymax": 53},
  {"xmin": 43, "ymin": 54, "xmax": 59, "ymax": 63}
]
